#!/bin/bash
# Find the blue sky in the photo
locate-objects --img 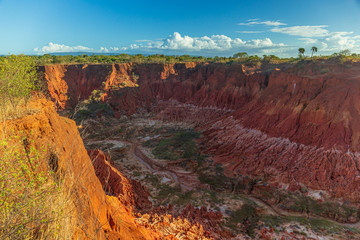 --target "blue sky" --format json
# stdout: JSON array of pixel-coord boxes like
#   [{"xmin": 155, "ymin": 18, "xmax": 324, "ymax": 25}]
[{"xmin": 1, "ymin": 0, "xmax": 360, "ymax": 57}]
